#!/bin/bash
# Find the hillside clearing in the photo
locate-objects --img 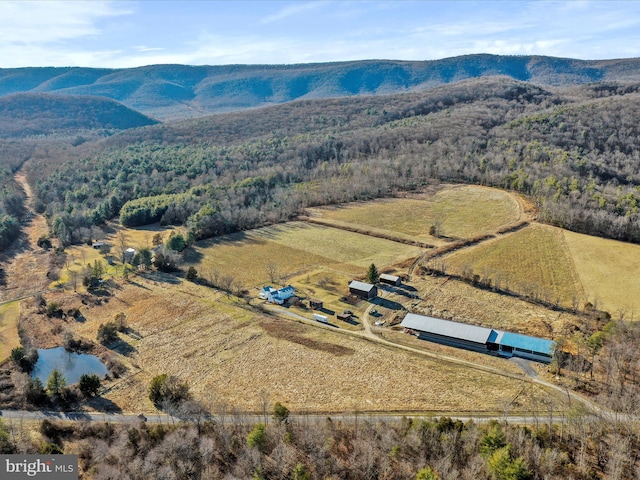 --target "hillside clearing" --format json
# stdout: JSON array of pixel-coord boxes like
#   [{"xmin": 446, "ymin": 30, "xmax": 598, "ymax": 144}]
[
  {"xmin": 186, "ymin": 222, "xmax": 422, "ymax": 289},
  {"xmin": 306, "ymin": 185, "xmax": 522, "ymax": 241},
  {"xmin": 563, "ymin": 230, "xmax": 640, "ymax": 316},
  {"xmin": 443, "ymin": 223, "xmax": 583, "ymax": 307}
]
